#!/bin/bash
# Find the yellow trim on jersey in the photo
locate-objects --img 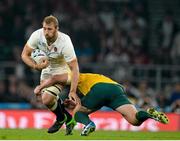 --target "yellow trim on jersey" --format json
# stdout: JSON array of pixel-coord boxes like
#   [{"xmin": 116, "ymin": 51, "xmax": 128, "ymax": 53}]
[{"xmin": 78, "ymin": 73, "xmax": 118, "ymax": 95}]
